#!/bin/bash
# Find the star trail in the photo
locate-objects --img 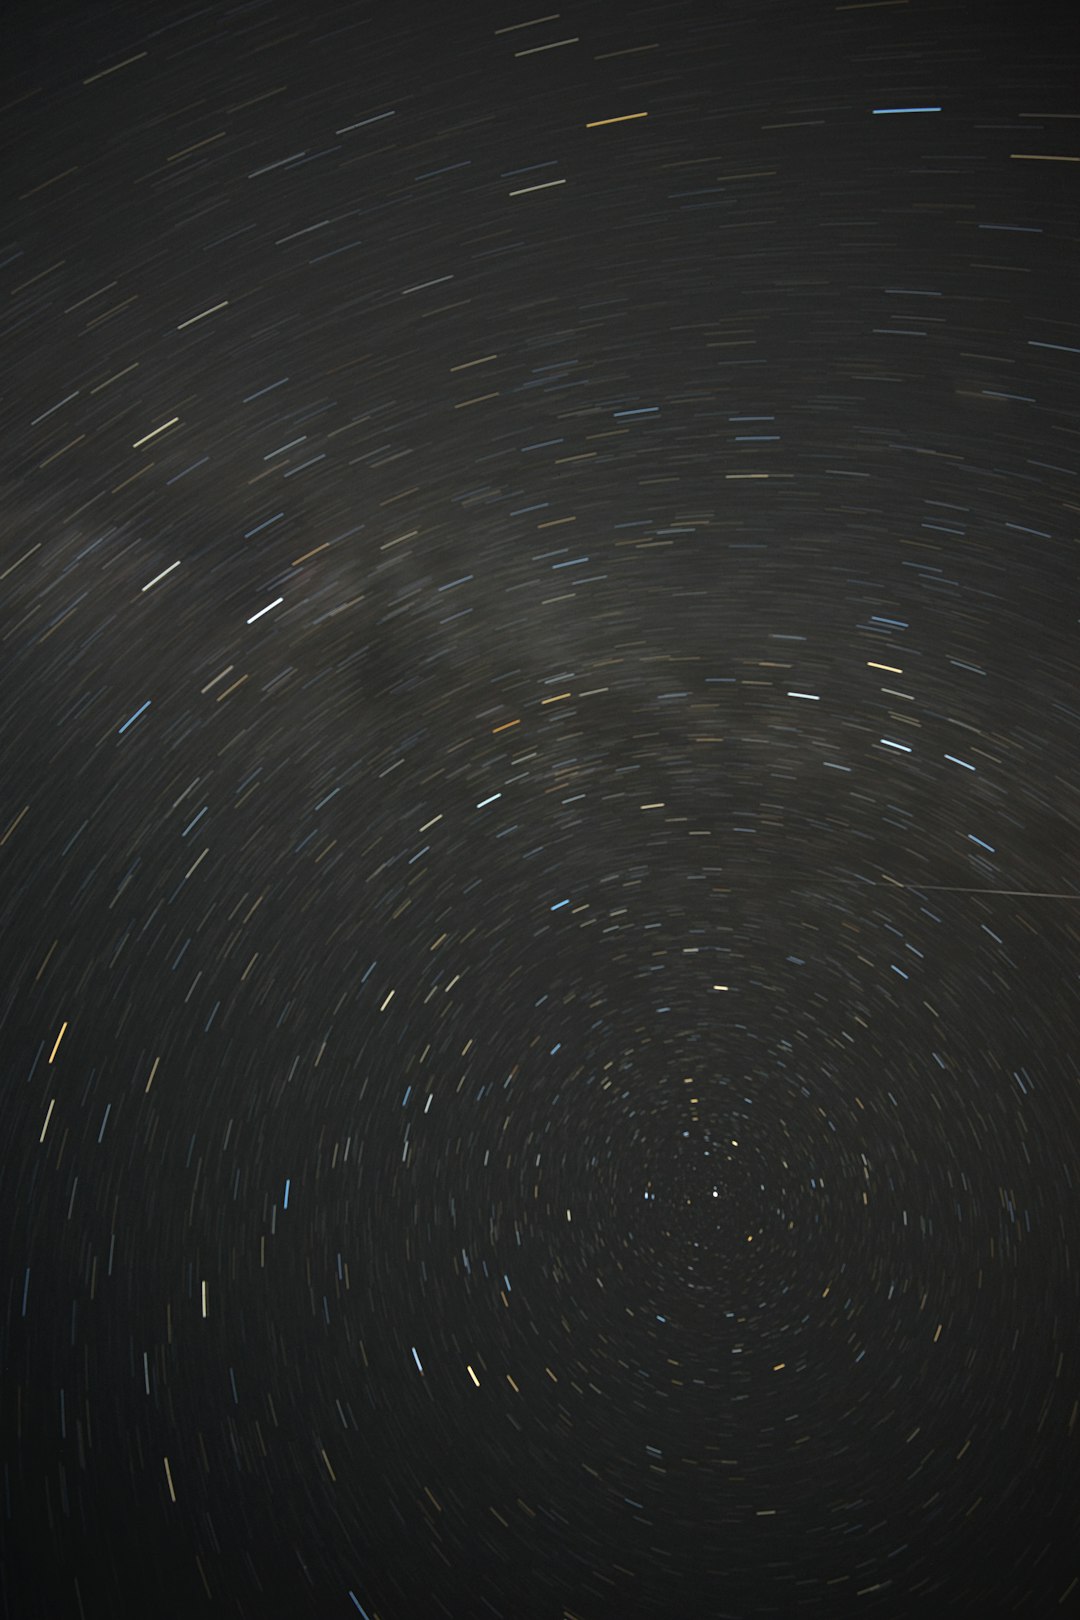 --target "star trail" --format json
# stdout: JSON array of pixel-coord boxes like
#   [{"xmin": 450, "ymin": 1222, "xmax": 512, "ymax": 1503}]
[{"xmin": 2, "ymin": 1, "xmax": 1079, "ymax": 1616}]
